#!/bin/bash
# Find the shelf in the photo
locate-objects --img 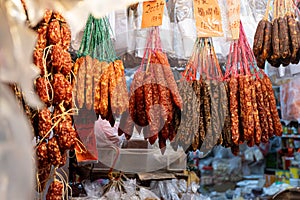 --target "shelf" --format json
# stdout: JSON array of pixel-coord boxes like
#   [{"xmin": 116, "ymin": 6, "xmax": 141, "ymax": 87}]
[
  {"xmin": 281, "ymin": 135, "xmax": 300, "ymax": 139},
  {"xmin": 265, "ymin": 168, "xmax": 277, "ymax": 172}
]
